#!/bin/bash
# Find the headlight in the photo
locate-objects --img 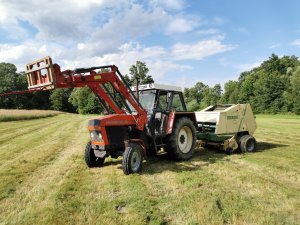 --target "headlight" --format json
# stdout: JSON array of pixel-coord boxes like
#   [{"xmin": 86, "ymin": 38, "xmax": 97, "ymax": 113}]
[{"xmin": 90, "ymin": 131, "xmax": 103, "ymax": 141}]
